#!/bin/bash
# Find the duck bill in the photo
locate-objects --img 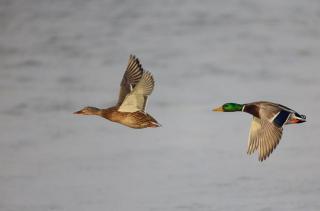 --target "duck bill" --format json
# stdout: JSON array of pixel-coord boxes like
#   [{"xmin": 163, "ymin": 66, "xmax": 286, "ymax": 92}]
[
  {"xmin": 73, "ymin": 110, "xmax": 83, "ymax": 114},
  {"xmin": 212, "ymin": 106, "xmax": 224, "ymax": 112}
]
